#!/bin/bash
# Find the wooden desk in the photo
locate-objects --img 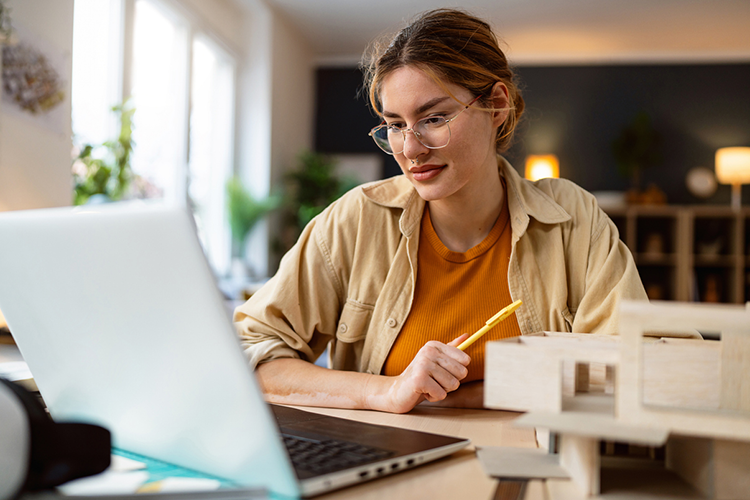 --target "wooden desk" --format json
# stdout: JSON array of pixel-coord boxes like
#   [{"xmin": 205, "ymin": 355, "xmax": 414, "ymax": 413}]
[{"xmin": 295, "ymin": 405, "xmax": 539, "ymax": 500}]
